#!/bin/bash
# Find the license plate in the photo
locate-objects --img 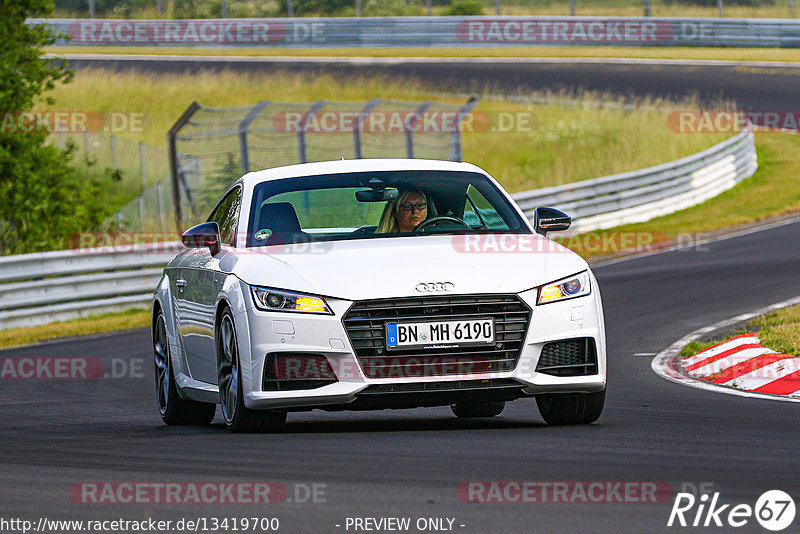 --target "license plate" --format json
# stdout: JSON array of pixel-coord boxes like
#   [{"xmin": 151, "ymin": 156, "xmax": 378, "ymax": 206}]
[{"xmin": 385, "ymin": 319, "xmax": 494, "ymax": 350}]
